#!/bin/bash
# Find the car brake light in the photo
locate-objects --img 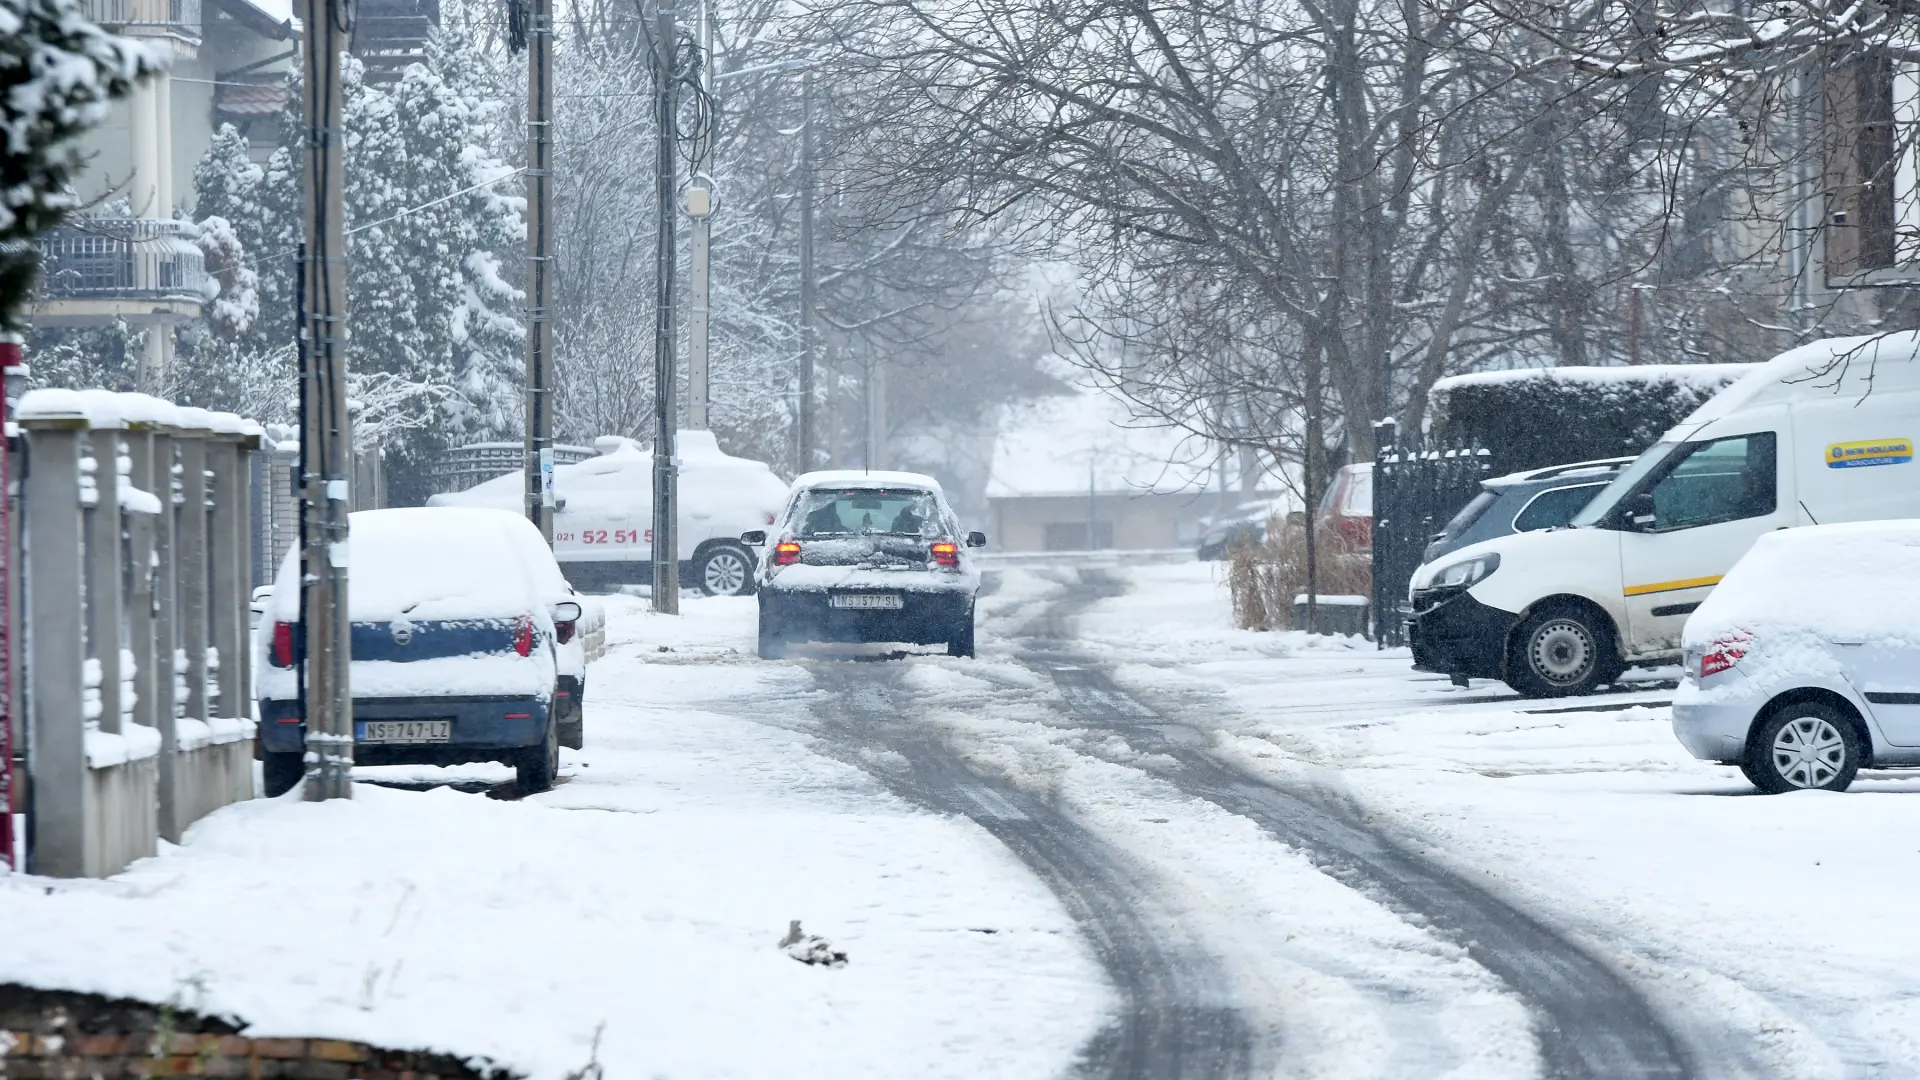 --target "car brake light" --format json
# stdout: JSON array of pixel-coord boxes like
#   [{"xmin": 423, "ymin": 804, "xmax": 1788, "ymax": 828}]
[
  {"xmin": 270, "ymin": 621, "xmax": 294, "ymax": 668},
  {"xmin": 930, "ymin": 541, "xmax": 959, "ymax": 567},
  {"xmin": 773, "ymin": 540, "xmax": 802, "ymax": 566},
  {"xmin": 1698, "ymin": 632, "xmax": 1750, "ymax": 679},
  {"xmin": 515, "ymin": 615, "xmax": 534, "ymax": 657}
]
